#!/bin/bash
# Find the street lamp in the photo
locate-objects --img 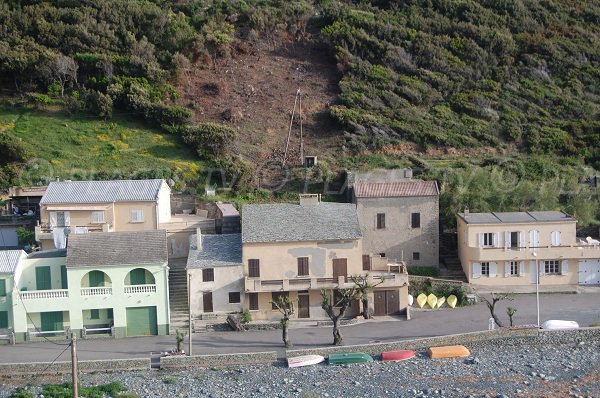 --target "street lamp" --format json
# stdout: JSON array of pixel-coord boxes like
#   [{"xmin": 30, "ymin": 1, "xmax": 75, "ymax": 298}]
[{"xmin": 532, "ymin": 252, "xmax": 540, "ymax": 327}]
